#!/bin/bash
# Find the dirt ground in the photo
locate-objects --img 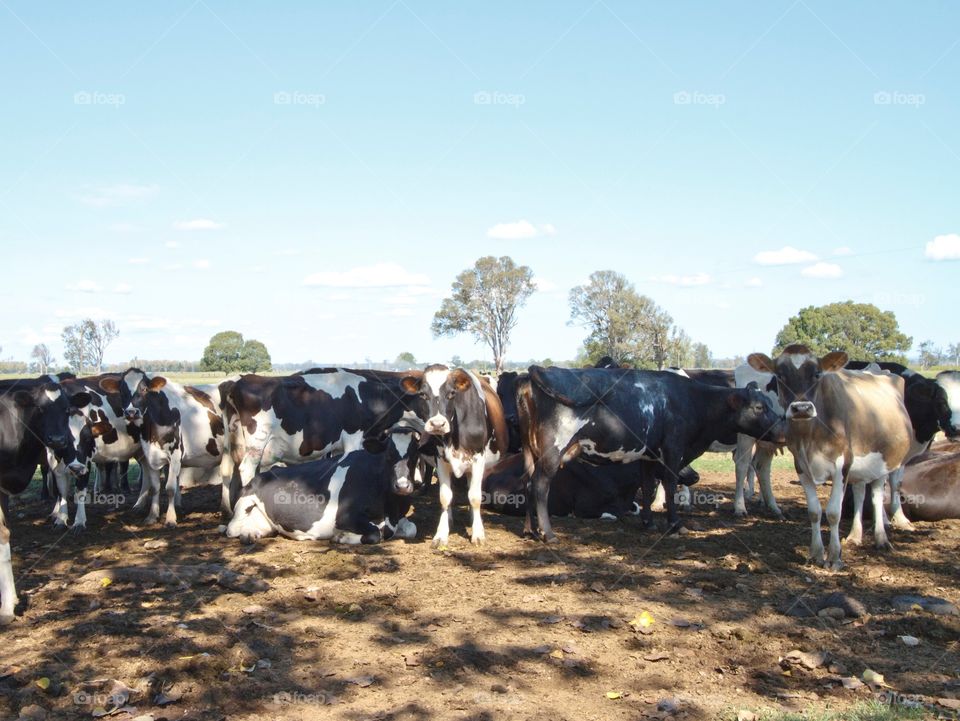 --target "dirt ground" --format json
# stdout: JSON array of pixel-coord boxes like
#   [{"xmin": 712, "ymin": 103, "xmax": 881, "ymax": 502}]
[{"xmin": 2, "ymin": 466, "xmax": 959, "ymax": 721}]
